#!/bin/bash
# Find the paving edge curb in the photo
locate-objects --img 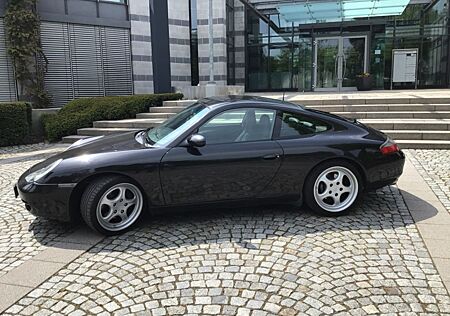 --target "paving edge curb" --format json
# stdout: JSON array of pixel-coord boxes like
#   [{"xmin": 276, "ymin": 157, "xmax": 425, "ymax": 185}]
[
  {"xmin": 397, "ymin": 156, "xmax": 450, "ymax": 294},
  {"xmin": 0, "ymin": 228, "xmax": 104, "ymax": 313}
]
